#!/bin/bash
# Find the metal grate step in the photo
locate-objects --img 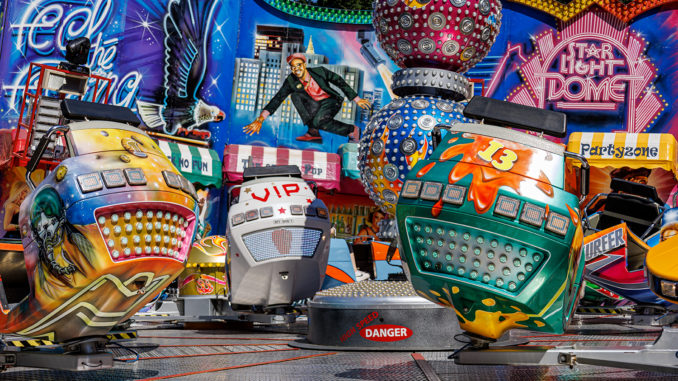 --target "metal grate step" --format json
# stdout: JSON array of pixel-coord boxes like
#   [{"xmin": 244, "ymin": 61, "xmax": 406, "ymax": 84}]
[{"xmin": 27, "ymin": 96, "xmax": 64, "ymax": 160}]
